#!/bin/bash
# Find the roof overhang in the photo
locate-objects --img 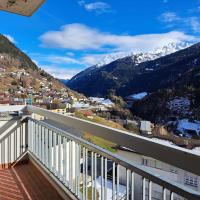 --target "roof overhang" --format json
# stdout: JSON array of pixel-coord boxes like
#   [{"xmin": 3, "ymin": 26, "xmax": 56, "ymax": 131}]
[
  {"xmin": 0, "ymin": 0, "xmax": 45, "ymax": 16},
  {"xmin": 0, "ymin": 105, "xmax": 26, "ymax": 112}
]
